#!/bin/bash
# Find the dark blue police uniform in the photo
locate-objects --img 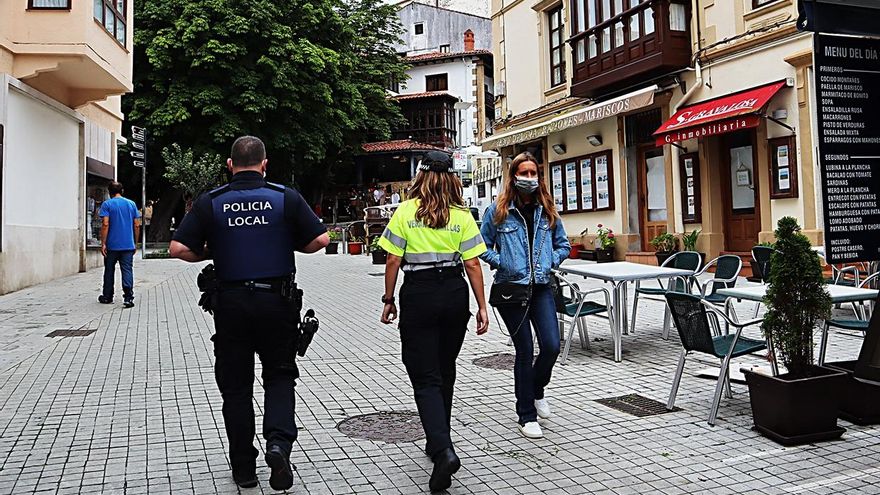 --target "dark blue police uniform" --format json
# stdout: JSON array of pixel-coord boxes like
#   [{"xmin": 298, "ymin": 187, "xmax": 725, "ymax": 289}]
[{"xmin": 172, "ymin": 171, "xmax": 325, "ymax": 477}]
